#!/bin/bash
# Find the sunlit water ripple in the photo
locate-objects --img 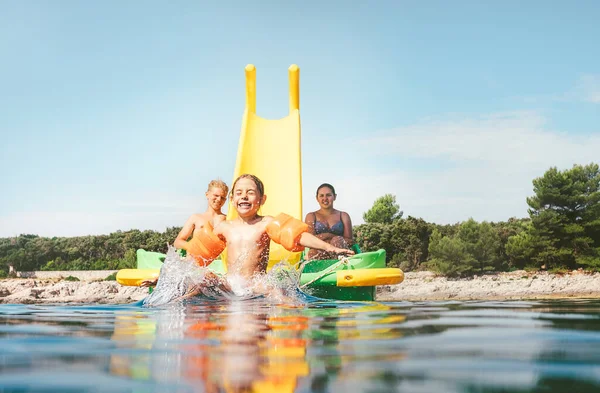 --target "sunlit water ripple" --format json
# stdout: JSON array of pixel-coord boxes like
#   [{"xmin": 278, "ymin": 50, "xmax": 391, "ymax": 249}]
[{"xmin": 1, "ymin": 298, "xmax": 600, "ymax": 392}]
